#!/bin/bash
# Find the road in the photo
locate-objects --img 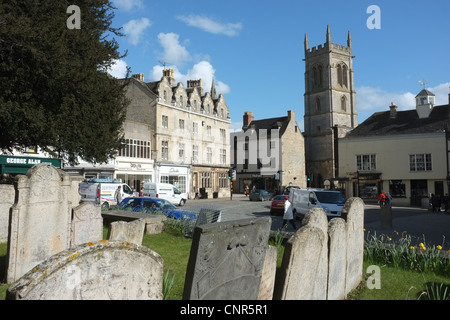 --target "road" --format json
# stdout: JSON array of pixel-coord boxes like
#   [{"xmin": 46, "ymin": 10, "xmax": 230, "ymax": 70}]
[{"xmin": 183, "ymin": 194, "xmax": 450, "ymax": 250}]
